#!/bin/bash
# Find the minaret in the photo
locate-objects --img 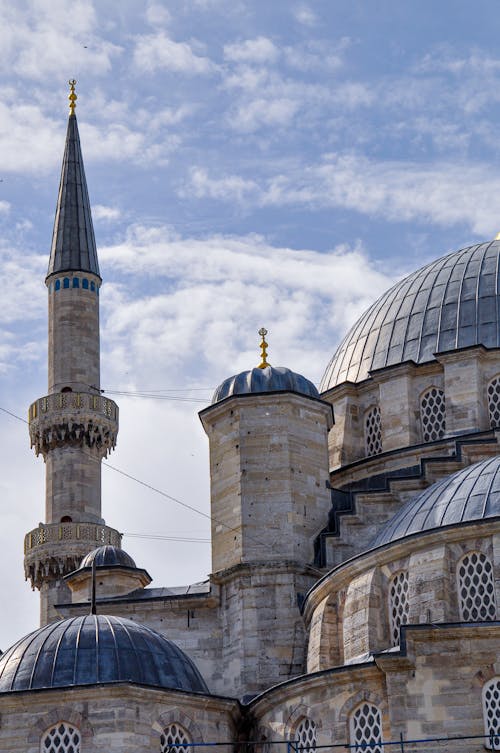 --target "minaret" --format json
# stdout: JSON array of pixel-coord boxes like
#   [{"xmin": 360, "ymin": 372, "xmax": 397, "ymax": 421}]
[{"xmin": 24, "ymin": 81, "xmax": 121, "ymax": 626}]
